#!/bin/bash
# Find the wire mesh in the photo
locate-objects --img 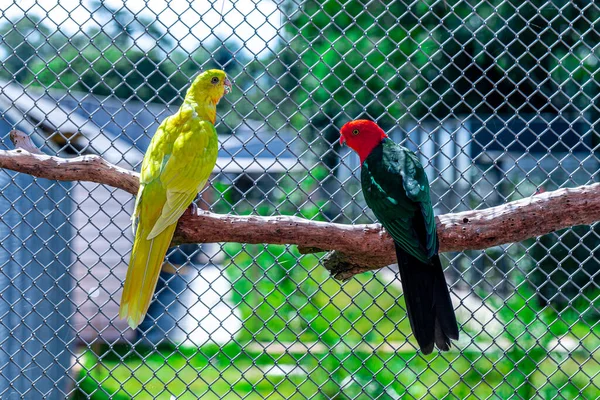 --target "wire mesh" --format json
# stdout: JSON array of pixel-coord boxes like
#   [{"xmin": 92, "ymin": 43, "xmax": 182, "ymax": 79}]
[{"xmin": 0, "ymin": 0, "xmax": 599, "ymax": 398}]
